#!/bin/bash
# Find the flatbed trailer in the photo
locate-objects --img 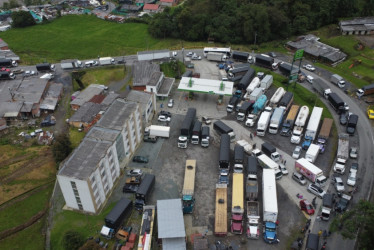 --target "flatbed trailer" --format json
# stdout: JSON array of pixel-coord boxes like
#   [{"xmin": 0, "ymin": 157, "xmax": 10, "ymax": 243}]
[
  {"xmin": 182, "ymin": 159, "xmax": 197, "ymax": 214},
  {"xmin": 137, "ymin": 205, "xmax": 155, "ymax": 250},
  {"xmin": 214, "ymin": 184, "xmax": 228, "ymax": 236}
]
